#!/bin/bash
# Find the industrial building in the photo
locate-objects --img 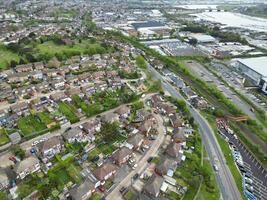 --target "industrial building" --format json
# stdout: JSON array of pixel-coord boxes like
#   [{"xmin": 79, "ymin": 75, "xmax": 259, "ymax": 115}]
[{"xmin": 234, "ymin": 57, "xmax": 267, "ymax": 94}]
